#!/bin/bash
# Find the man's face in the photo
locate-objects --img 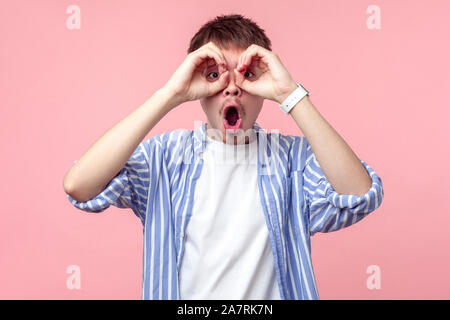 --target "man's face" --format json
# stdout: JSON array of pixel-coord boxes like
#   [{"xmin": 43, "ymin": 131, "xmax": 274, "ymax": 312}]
[{"xmin": 199, "ymin": 45, "xmax": 264, "ymax": 144}]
